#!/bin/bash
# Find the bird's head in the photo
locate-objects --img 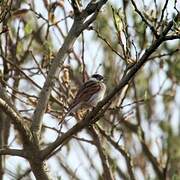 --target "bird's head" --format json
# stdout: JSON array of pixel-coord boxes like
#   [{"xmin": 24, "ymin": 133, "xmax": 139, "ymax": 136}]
[{"xmin": 90, "ymin": 74, "xmax": 104, "ymax": 82}]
